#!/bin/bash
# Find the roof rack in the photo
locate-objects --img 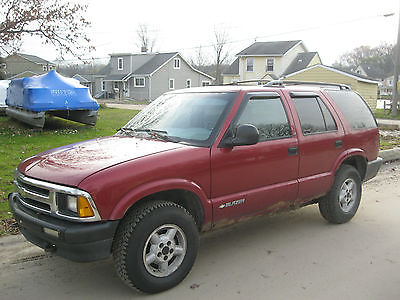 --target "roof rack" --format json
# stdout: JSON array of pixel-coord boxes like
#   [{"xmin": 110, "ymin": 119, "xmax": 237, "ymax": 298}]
[
  {"xmin": 222, "ymin": 79, "xmax": 271, "ymax": 86},
  {"xmin": 264, "ymin": 80, "xmax": 351, "ymax": 90}
]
